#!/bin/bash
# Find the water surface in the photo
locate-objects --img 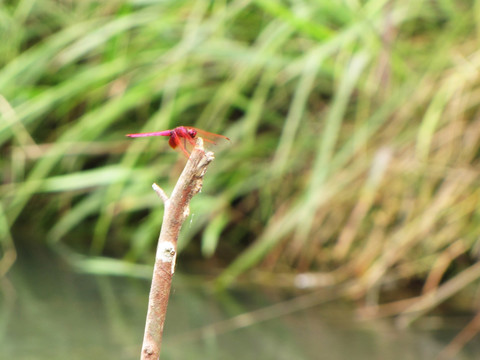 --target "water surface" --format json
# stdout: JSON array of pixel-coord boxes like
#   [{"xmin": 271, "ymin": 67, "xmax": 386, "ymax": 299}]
[{"xmin": 1, "ymin": 247, "xmax": 478, "ymax": 359}]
